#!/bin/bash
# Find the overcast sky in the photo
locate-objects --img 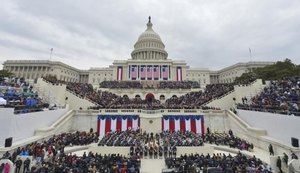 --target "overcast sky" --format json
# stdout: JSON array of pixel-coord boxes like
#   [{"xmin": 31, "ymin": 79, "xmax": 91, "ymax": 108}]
[{"xmin": 0, "ymin": 0, "xmax": 299, "ymax": 70}]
